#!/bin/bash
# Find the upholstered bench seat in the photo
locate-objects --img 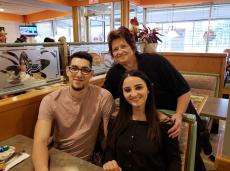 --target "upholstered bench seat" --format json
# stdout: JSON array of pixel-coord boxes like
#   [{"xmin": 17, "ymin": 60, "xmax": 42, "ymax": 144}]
[{"xmin": 181, "ymin": 72, "xmax": 220, "ymax": 97}]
